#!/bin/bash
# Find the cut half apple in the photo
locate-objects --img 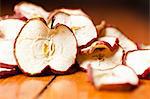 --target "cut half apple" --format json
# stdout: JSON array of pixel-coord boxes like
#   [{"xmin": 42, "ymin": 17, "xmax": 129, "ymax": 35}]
[
  {"xmin": 123, "ymin": 49, "xmax": 150, "ymax": 79},
  {"xmin": 77, "ymin": 40, "xmax": 124, "ymax": 71},
  {"xmin": 0, "ymin": 19, "xmax": 25, "ymax": 66},
  {"xmin": 101, "ymin": 27, "xmax": 137, "ymax": 52},
  {"xmin": 48, "ymin": 9, "xmax": 97, "ymax": 48},
  {"xmin": 88, "ymin": 65, "xmax": 139, "ymax": 90},
  {"xmin": 14, "ymin": 18, "xmax": 77, "ymax": 75},
  {"xmin": 14, "ymin": 2, "xmax": 49, "ymax": 21},
  {"xmin": 0, "ymin": 64, "xmax": 20, "ymax": 78}
]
